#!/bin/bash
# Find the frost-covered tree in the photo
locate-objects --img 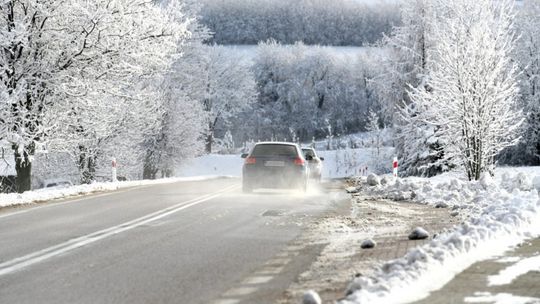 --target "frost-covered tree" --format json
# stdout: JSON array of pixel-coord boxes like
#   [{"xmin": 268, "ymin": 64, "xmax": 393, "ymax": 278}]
[
  {"xmin": 408, "ymin": 0, "xmax": 522, "ymax": 180},
  {"xmin": 370, "ymin": 0, "xmax": 450, "ymax": 176},
  {"xmin": 198, "ymin": 0, "xmax": 399, "ymax": 46},
  {"xmin": 366, "ymin": 110, "xmax": 381, "ymax": 156},
  {"xmin": 366, "ymin": 110, "xmax": 385, "ymax": 172},
  {"xmin": 501, "ymin": 0, "xmax": 540, "ymax": 165},
  {"xmin": 0, "ymin": 0, "xmax": 190, "ymax": 190},
  {"xmin": 142, "ymin": 90, "xmax": 205, "ymax": 179},
  {"xmin": 171, "ymin": 44, "xmax": 256, "ymax": 153},
  {"xmin": 243, "ymin": 41, "xmax": 379, "ymax": 143},
  {"xmin": 374, "ymin": 0, "xmax": 434, "ymax": 124},
  {"xmin": 141, "ymin": 0, "xmax": 209, "ymax": 179},
  {"xmin": 395, "ymin": 101, "xmax": 448, "ymax": 177}
]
